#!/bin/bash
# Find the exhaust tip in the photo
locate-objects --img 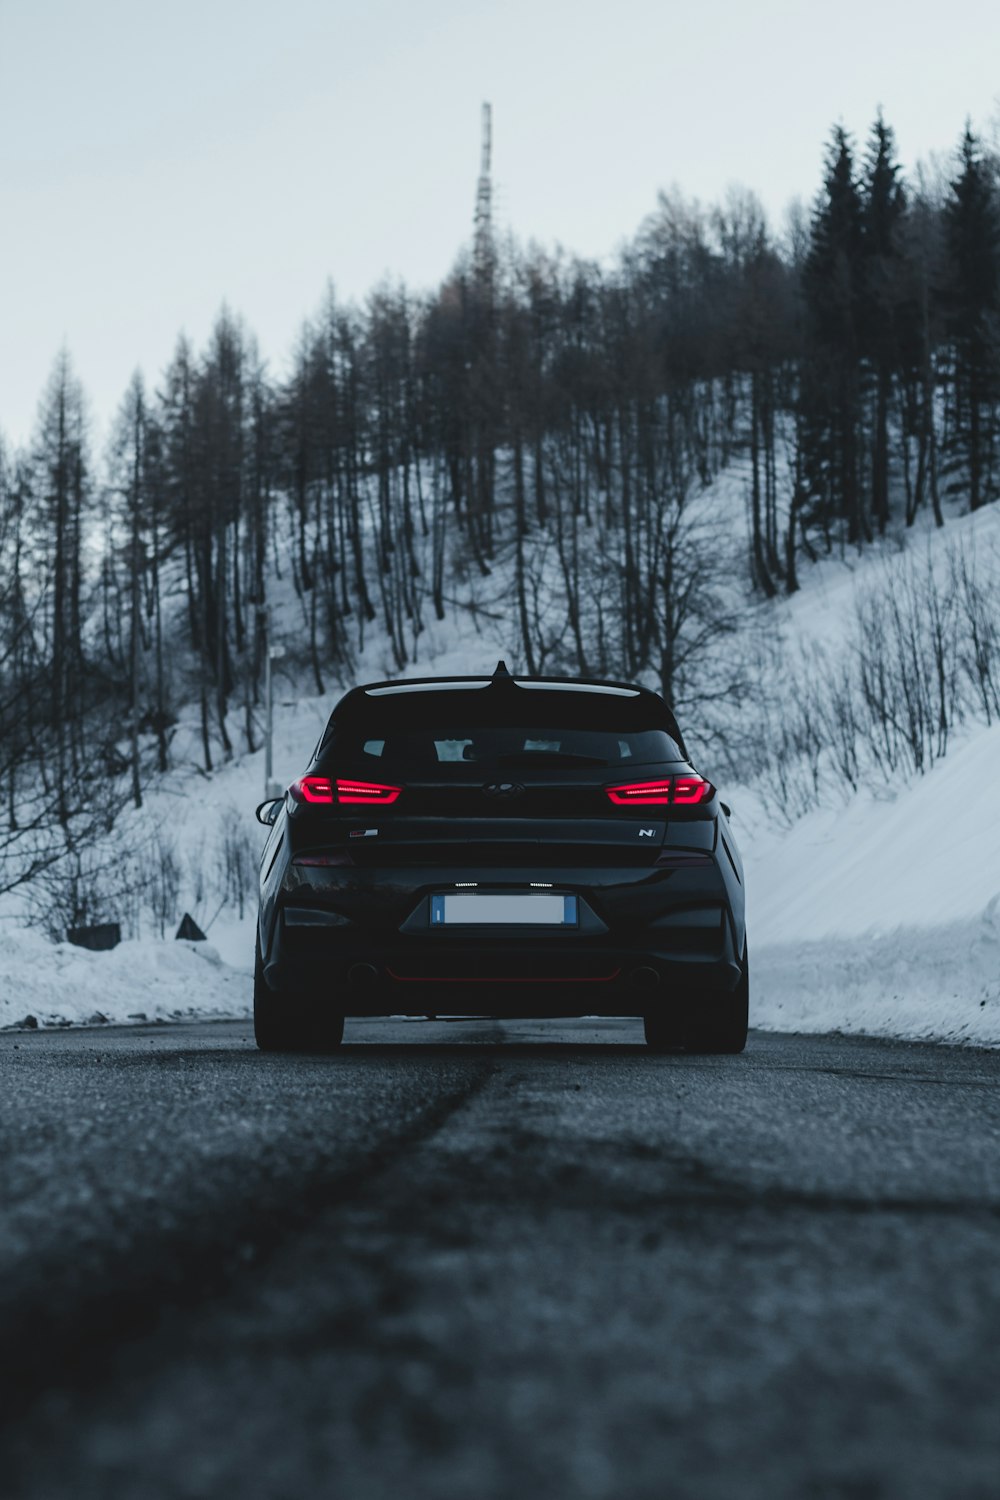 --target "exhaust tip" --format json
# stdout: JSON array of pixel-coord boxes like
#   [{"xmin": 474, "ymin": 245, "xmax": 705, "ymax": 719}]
[
  {"xmin": 348, "ymin": 963, "xmax": 379, "ymax": 990},
  {"xmin": 628, "ymin": 965, "xmax": 661, "ymax": 991}
]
